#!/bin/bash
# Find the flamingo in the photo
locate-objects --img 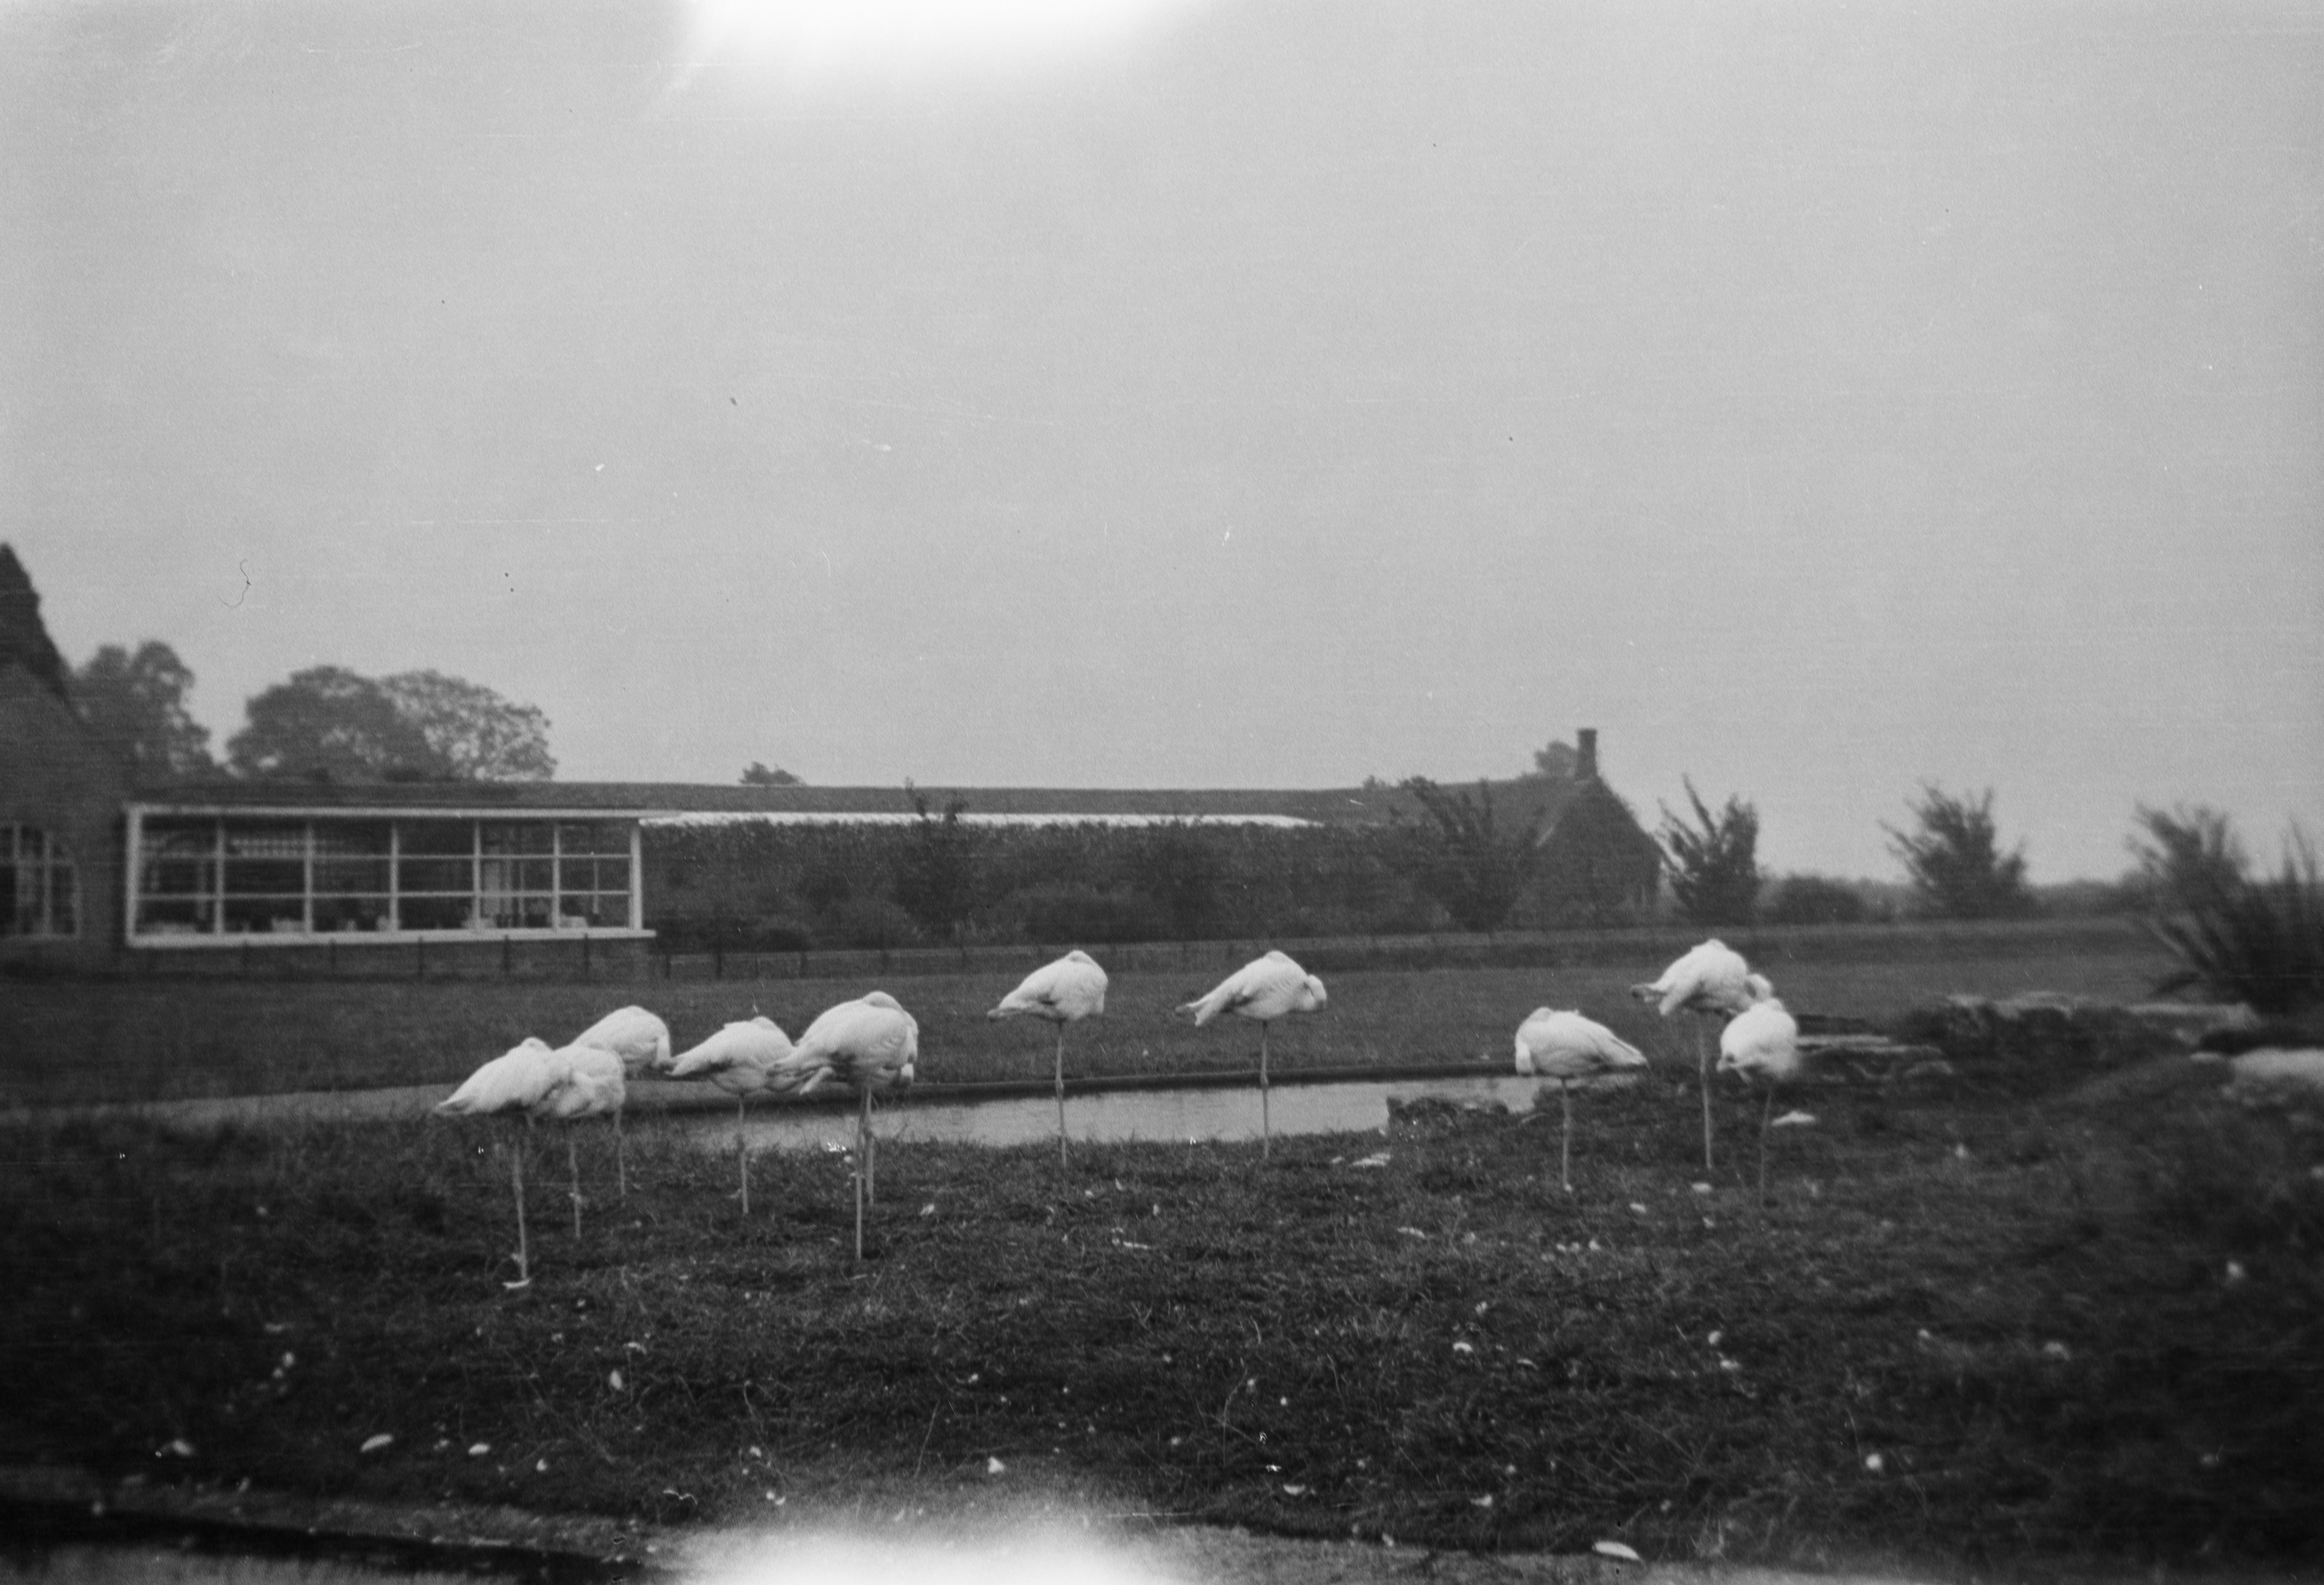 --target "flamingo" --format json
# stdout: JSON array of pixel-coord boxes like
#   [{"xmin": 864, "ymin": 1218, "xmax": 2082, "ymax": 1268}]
[
  {"xmin": 435, "ymin": 1037, "xmax": 562, "ymax": 1289},
  {"xmin": 1177, "ymin": 951, "xmax": 1327, "ymax": 1158},
  {"xmin": 988, "ymin": 950, "xmax": 1108, "ymax": 1169},
  {"xmin": 1630, "ymin": 939, "xmax": 1773, "ymax": 1171},
  {"xmin": 1513, "ymin": 1009, "xmax": 1649, "ymax": 1193},
  {"xmin": 1717, "ymin": 997, "xmax": 1804, "ymax": 1209},
  {"xmin": 790, "ymin": 991, "xmax": 920, "ymax": 1262},
  {"xmin": 664, "ymin": 1016, "xmax": 815, "ymax": 1214},
  {"xmin": 568, "ymin": 1005, "xmax": 670, "ymax": 1198},
  {"xmin": 532, "ymin": 1042, "xmax": 627, "ymax": 1239}
]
